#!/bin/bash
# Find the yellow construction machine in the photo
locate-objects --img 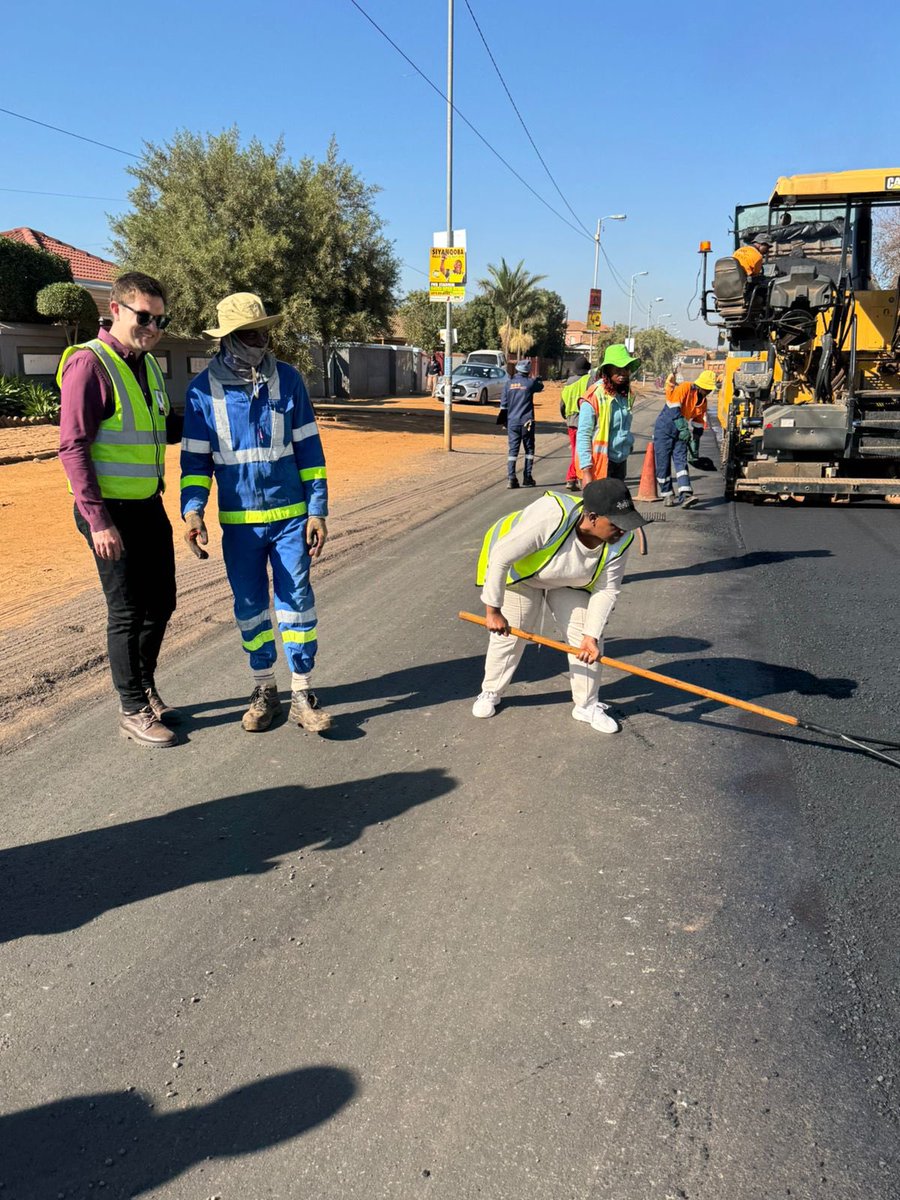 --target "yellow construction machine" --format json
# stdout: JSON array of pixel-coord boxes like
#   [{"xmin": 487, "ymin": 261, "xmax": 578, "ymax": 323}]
[{"xmin": 700, "ymin": 169, "xmax": 900, "ymax": 503}]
